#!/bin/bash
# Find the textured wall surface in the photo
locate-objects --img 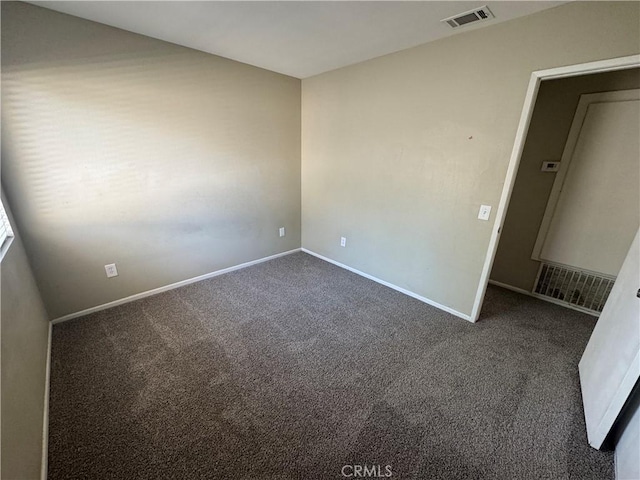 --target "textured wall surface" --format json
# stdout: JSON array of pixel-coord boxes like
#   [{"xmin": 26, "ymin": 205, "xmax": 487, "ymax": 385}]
[
  {"xmin": 491, "ymin": 68, "xmax": 640, "ymax": 291},
  {"xmin": 301, "ymin": 2, "xmax": 640, "ymax": 317},
  {"xmin": 1, "ymin": 193, "xmax": 50, "ymax": 480},
  {"xmin": 2, "ymin": 2, "xmax": 302, "ymax": 318}
]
